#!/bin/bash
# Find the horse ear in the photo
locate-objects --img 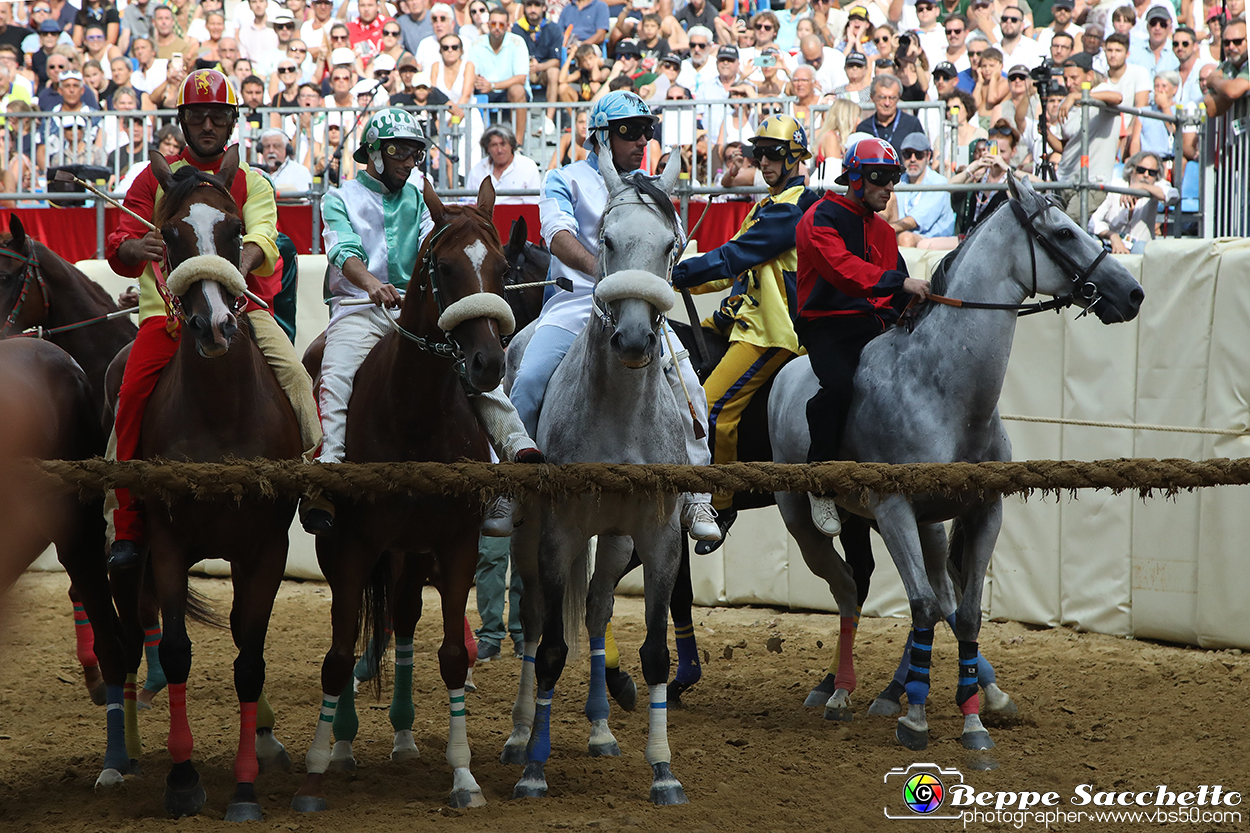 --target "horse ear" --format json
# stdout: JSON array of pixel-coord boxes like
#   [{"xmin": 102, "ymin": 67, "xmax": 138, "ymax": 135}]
[
  {"xmin": 476, "ymin": 175, "xmax": 496, "ymax": 217},
  {"xmin": 149, "ymin": 149, "xmax": 175, "ymax": 192},
  {"xmin": 599, "ymin": 136, "xmax": 624, "ymax": 195},
  {"xmin": 507, "ymin": 216, "xmax": 527, "ymax": 256},
  {"xmin": 1006, "ymin": 170, "xmax": 1025, "ymax": 203},
  {"xmin": 216, "ymin": 145, "xmax": 240, "ymax": 189},
  {"xmin": 6, "ymin": 215, "xmax": 25, "ymax": 251},
  {"xmin": 659, "ymin": 146, "xmax": 681, "ymax": 194},
  {"xmin": 423, "ymin": 176, "xmax": 447, "ymax": 227}
]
